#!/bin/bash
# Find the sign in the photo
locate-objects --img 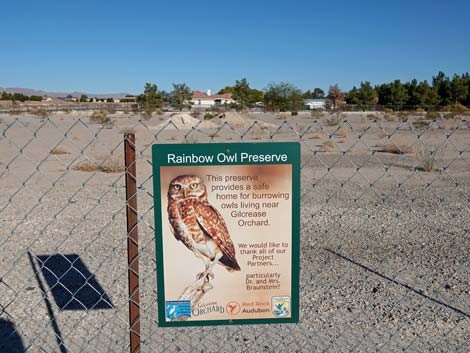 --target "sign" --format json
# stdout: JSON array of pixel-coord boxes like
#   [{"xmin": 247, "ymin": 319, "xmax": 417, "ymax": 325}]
[{"xmin": 152, "ymin": 142, "xmax": 300, "ymax": 326}]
